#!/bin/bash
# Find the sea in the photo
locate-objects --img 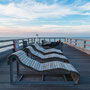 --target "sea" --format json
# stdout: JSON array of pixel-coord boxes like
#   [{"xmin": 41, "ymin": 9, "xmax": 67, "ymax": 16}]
[{"xmin": 0, "ymin": 37, "xmax": 90, "ymax": 52}]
